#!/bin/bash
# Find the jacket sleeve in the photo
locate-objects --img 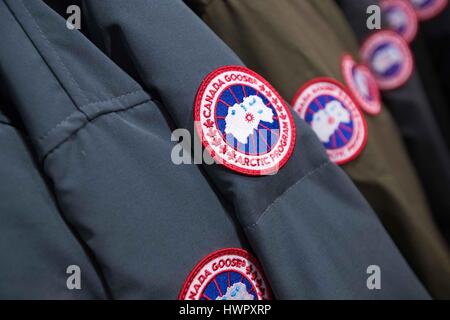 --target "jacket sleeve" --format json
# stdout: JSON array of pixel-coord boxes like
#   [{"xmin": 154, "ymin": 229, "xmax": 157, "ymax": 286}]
[
  {"xmin": 185, "ymin": 0, "xmax": 450, "ymax": 299},
  {"xmin": 0, "ymin": 0, "xmax": 247, "ymax": 299},
  {"xmin": 81, "ymin": 0, "xmax": 429, "ymax": 299},
  {"xmin": 0, "ymin": 105, "xmax": 107, "ymax": 299},
  {"xmin": 338, "ymin": 0, "xmax": 450, "ymax": 249}
]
